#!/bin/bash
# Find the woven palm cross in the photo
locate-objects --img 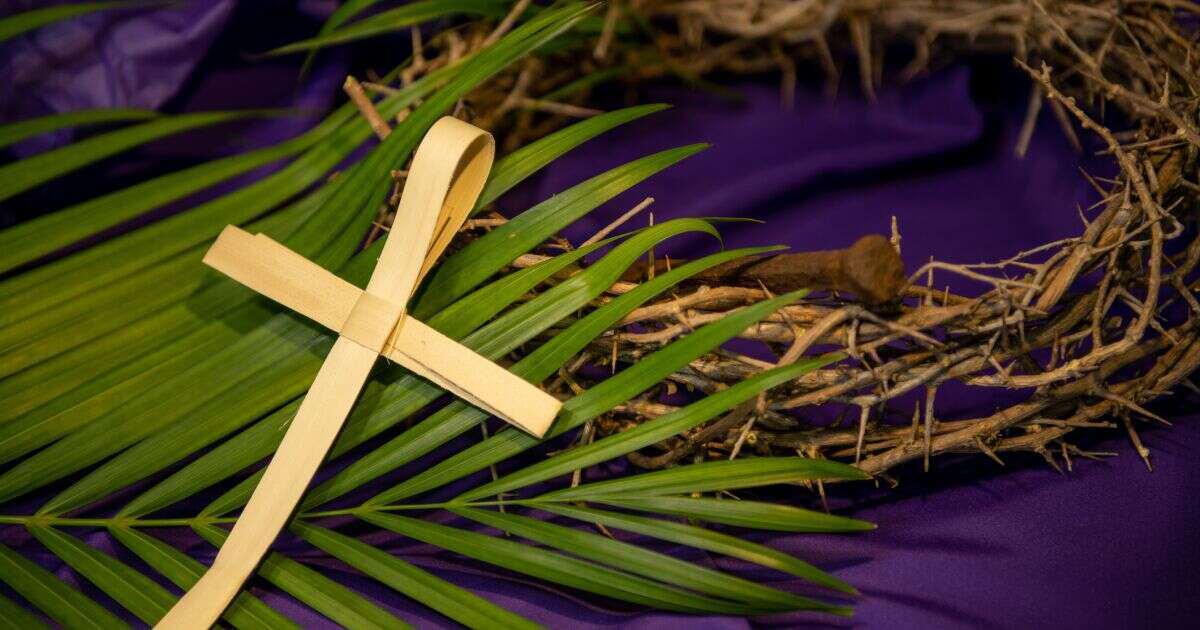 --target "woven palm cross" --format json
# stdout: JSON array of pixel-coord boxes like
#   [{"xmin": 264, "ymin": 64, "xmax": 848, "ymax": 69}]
[{"xmin": 156, "ymin": 117, "xmax": 561, "ymax": 629}]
